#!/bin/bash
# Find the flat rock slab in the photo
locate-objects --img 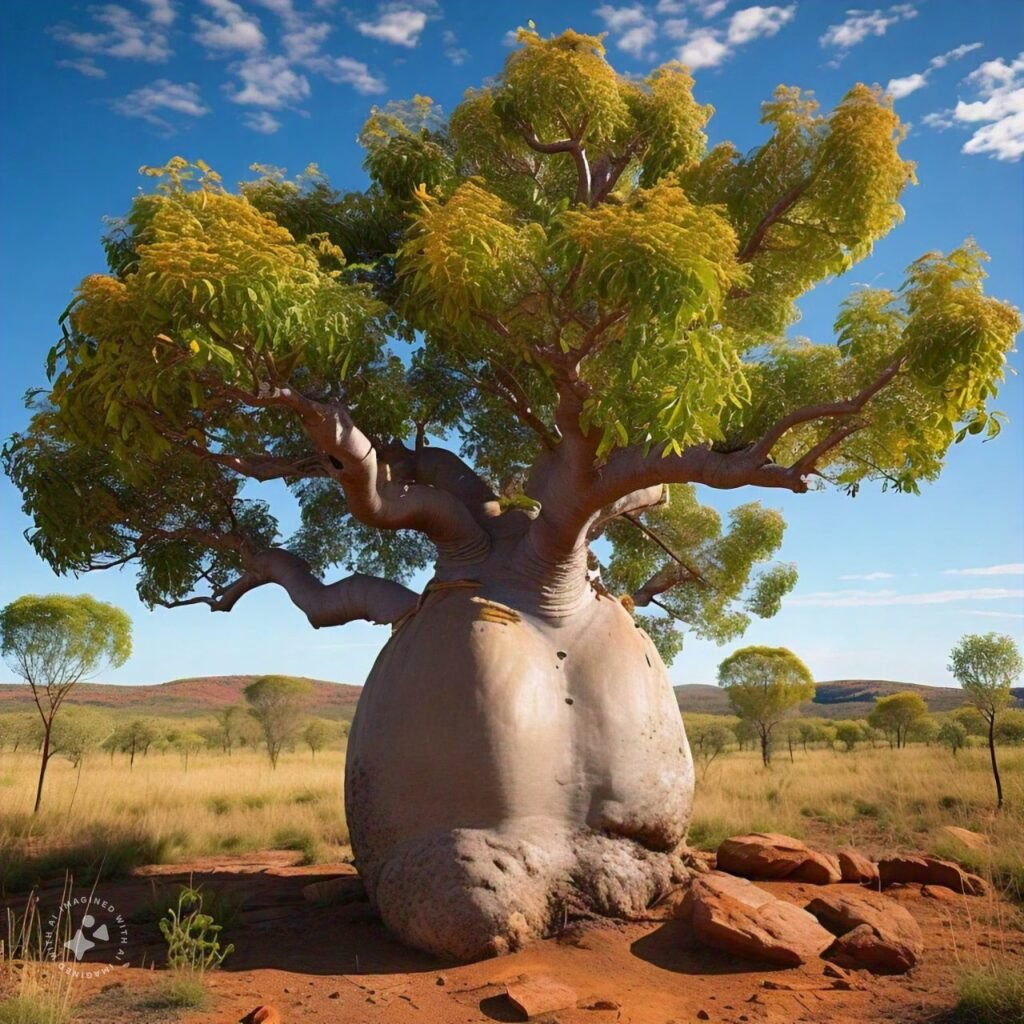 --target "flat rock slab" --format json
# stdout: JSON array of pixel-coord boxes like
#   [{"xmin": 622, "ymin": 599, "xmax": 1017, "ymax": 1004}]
[
  {"xmin": 505, "ymin": 974, "xmax": 577, "ymax": 1019},
  {"xmin": 940, "ymin": 826, "xmax": 989, "ymax": 851},
  {"xmin": 878, "ymin": 854, "xmax": 987, "ymax": 896},
  {"xmin": 690, "ymin": 871, "xmax": 835, "ymax": 967},
  {"xmin": 717, "ymin": 832, "xmax": 842, "ymax": 885},
  {"xmin": 807, "ymin": 888, "xmax": 924, "ymax": 974},
  {"xmin": 837, "ymin": 848, "xmax": 879, "ymax": 885}
]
